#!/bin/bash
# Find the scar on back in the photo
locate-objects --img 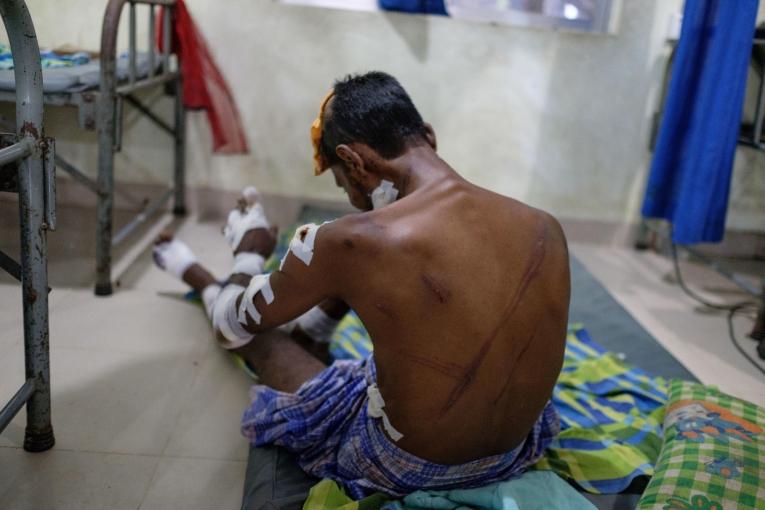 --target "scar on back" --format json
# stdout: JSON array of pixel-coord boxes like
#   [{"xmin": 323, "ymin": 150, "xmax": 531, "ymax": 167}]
[
  {"xmin": 400, "ymin": 351, "xmax": 465, "ymax": 380},
  {"xmin": 437, "ymin": 220, "xmax": 549, "ymax": 417},
  {"xmin": 421, "ymin": 273, "xmax": 451, "ymax": 304}
]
